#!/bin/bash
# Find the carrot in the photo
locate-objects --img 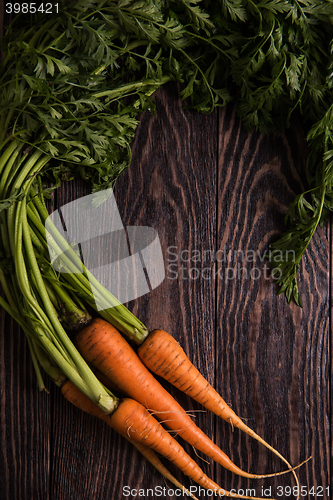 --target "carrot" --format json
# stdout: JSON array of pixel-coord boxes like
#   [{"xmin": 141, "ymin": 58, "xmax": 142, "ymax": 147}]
[
  {"xmin": 137, "ymin": 328, "xmax": 311, "ymax": 500},
  {"xmin": 61, "ymin": 379, "xmax": 282, "ymax": 500},
  {"xmin": 93, "ymin": 369, "xmax": 121, "ymax": 394},
  {"xmin": 129, "ymin": 441, "xmax": 200, "ymax": 500},
  {"xmin": 73, "ymin": 318, "xmax": 299, "ymax": 480},
  {"xmin": 137, "ymin": 329, "xmax": 297, "ymax": 466},
  {"xmin": 60, "ymin": 380, "xmax": 199, "ymax": 500}
]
